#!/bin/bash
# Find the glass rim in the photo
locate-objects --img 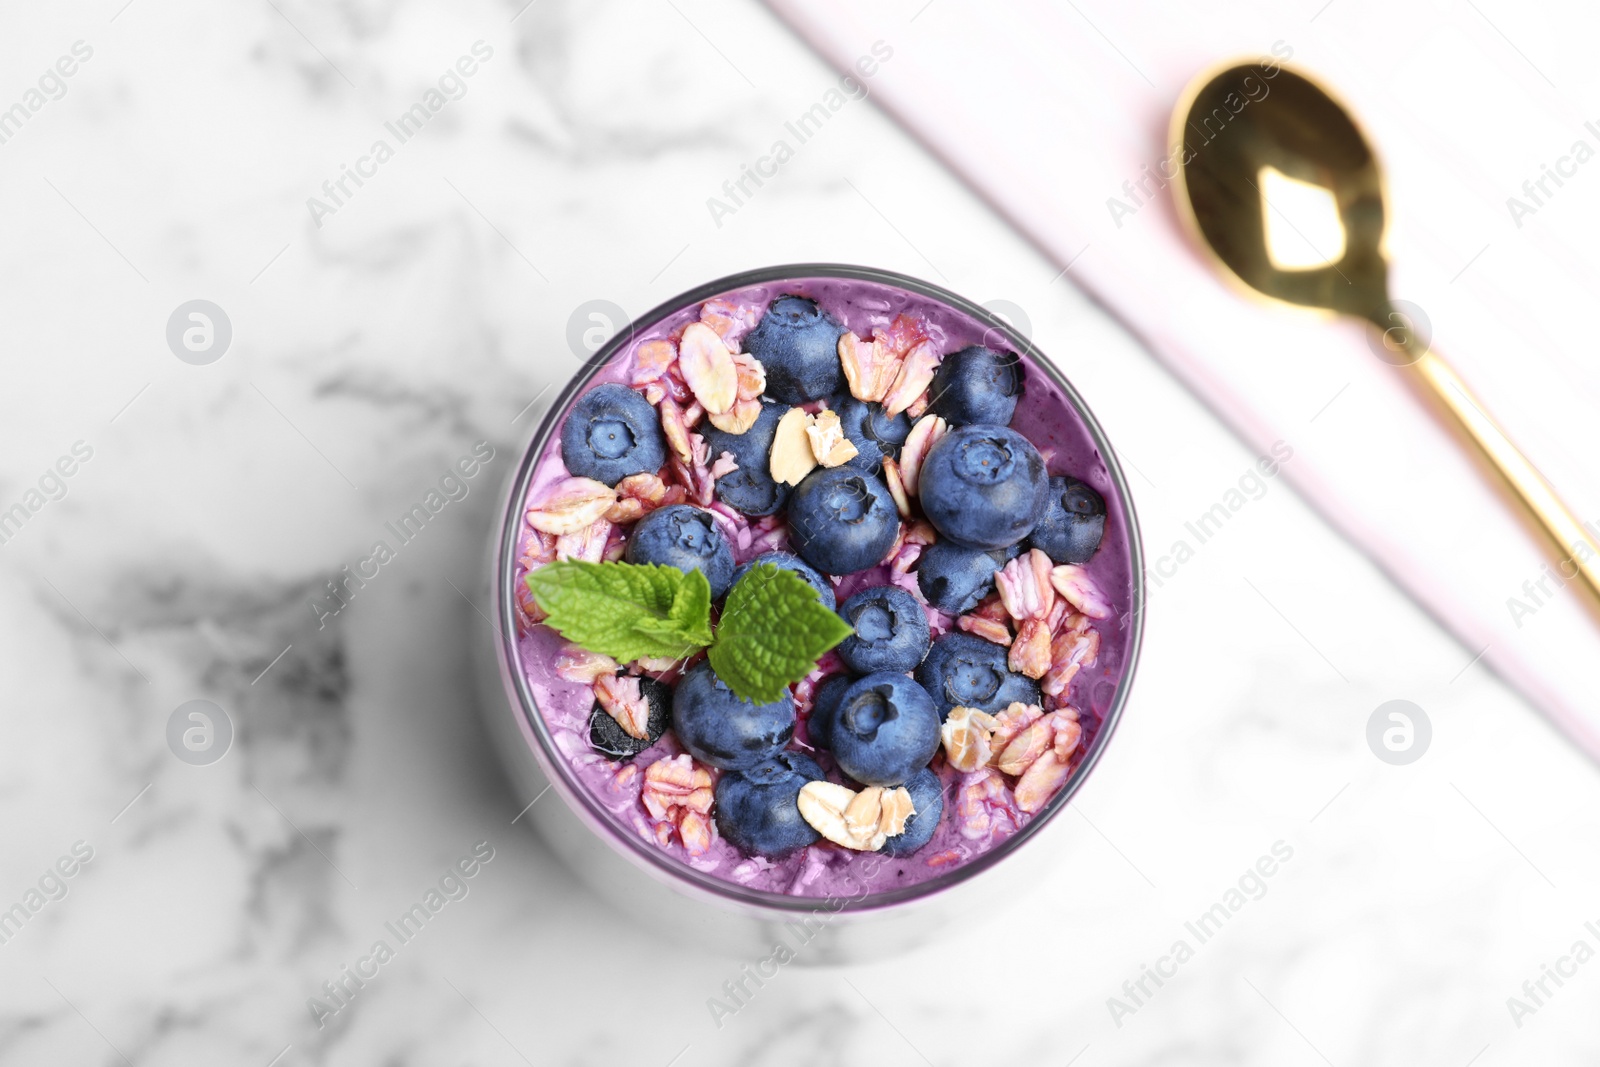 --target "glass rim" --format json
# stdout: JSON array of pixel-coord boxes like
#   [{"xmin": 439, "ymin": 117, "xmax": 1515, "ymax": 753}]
[{"xmin": 493, "ymin": 263, "xmax": 1146, "ymax": 915}]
